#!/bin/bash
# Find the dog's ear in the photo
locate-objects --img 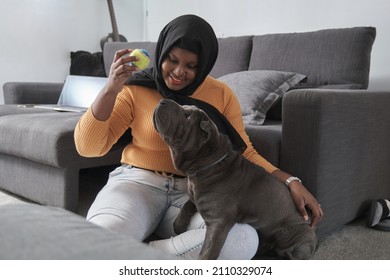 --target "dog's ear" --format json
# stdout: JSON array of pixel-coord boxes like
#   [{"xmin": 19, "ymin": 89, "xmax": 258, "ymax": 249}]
[{"xmin": 200, "ymin": 120, "xmax": 213, "ymax": 143}]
